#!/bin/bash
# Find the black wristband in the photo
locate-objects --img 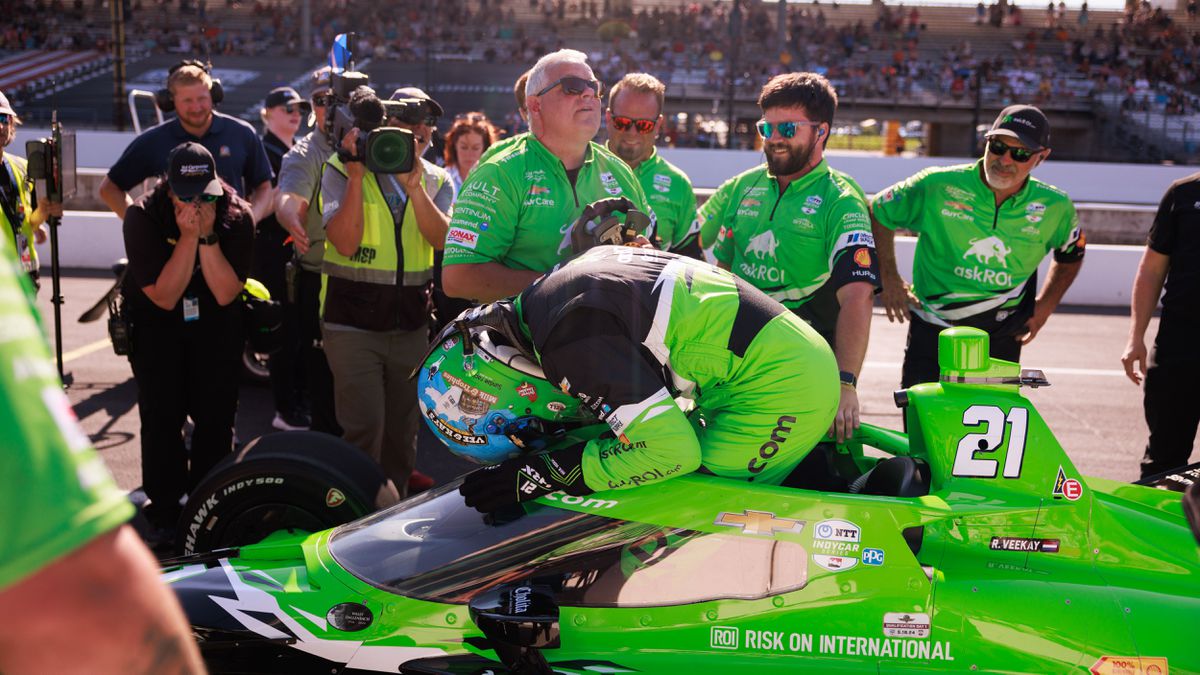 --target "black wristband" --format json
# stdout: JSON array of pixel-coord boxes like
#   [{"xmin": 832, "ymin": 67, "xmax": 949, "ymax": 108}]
[
  {"xmin": 839, "ymin": 370, "xmax": 858, "ymax": 389},
  {"xmin": 198, "ymin": 232, "xmax": 219, "ymax": 246}
]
